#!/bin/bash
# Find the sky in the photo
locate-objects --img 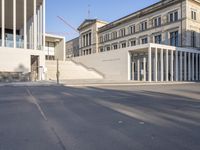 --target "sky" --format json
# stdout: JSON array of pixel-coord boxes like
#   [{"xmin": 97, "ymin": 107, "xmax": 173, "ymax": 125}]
[{"xmin": 46, "ymin": 0, "xmax": 160, "ymax": 41}]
